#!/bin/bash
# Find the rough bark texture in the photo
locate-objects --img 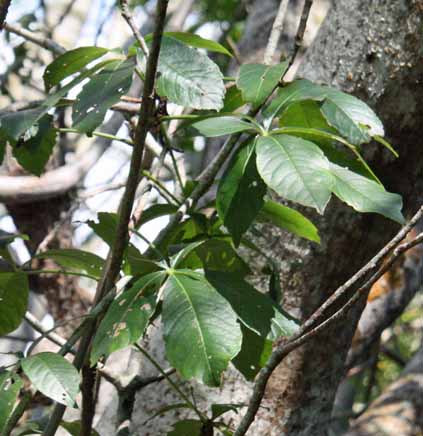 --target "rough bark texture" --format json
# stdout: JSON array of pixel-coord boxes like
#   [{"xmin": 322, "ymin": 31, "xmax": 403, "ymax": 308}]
[
  {"xmin": 255, "ymin": 1, "xmax": 423, "ymax": 434},
  {"xmin": 96, "ymin": 1, "xmax": 423, "ymax": 434},
  {"xmin": 345, "ymin": 345, "xmax": 423, "ymax": 436}
]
